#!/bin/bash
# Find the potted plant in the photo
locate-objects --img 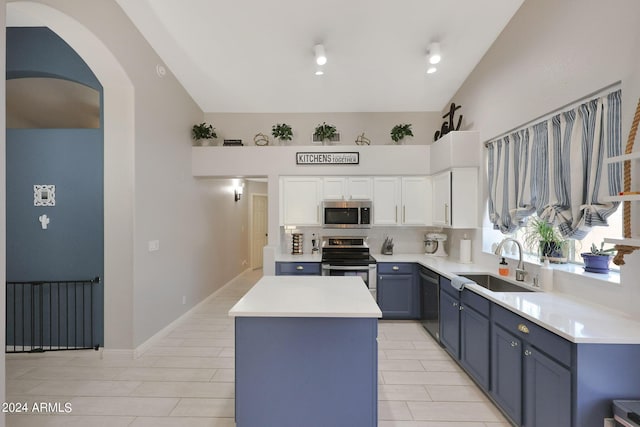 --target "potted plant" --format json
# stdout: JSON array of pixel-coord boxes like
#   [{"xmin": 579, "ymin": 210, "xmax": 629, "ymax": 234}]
[
  {"xmin": 313, "ymin": 122, "xmax": 337, "ymax": 144},
  {"xmin": 390, "ymin": 123, "xmax": 414, "ymax": 144},
  {"xmin": 271, "ymin": 123, "xmax": 293, "ymax": 144},
  {"xmin": 192, "ymin": 122, "xmax": 217, "ymax": 146},
  {"xmin": 581, "ymin": 242, "xmax": 616, "ymax": 273},
  {"xmin": 523, "ymin": 217, "xmax": 568, "ymax": 263}
]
